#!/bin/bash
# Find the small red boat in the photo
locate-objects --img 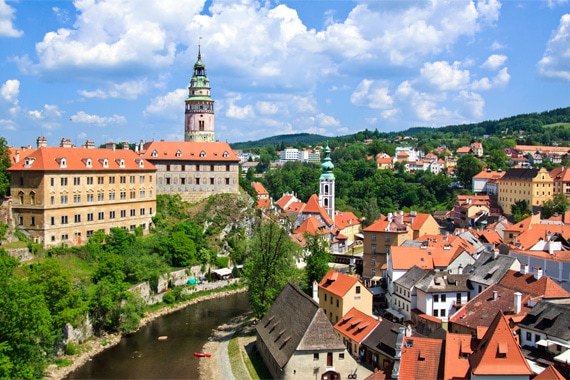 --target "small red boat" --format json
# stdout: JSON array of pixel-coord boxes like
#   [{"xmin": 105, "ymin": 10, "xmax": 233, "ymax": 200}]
[{"xmin": 194, "ymin": 352, "xmax": 211, "ymax": 358}]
